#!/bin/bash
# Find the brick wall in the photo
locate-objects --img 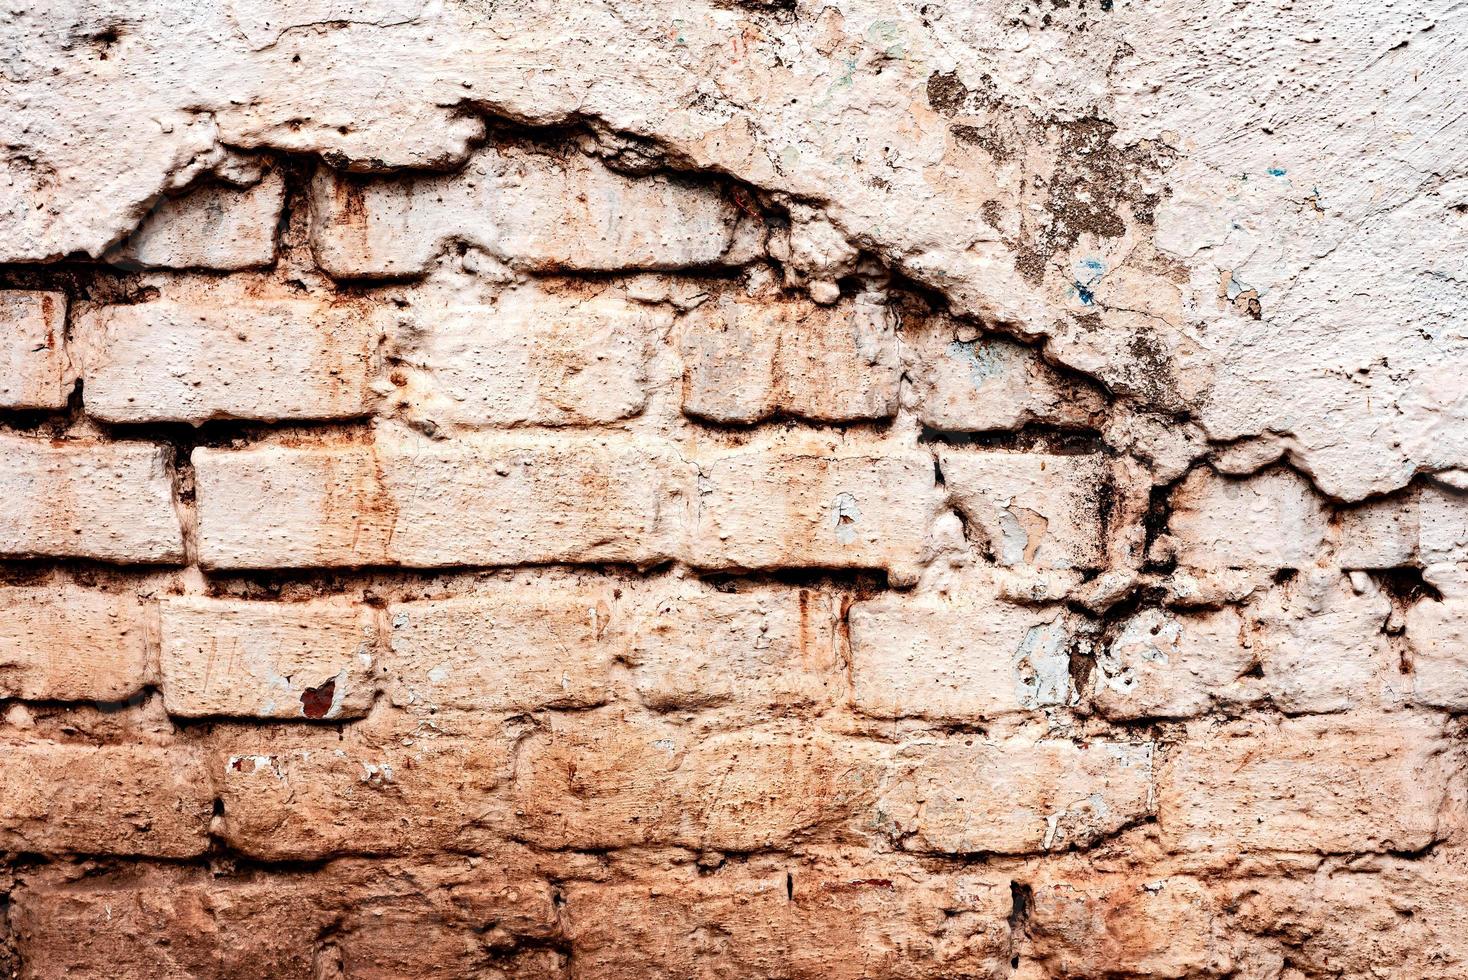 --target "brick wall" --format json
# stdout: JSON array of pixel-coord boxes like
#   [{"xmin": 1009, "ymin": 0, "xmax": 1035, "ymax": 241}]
[{"xmin": 1, "ymin": 127, "xmax": 1465, "ymax": 979}]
